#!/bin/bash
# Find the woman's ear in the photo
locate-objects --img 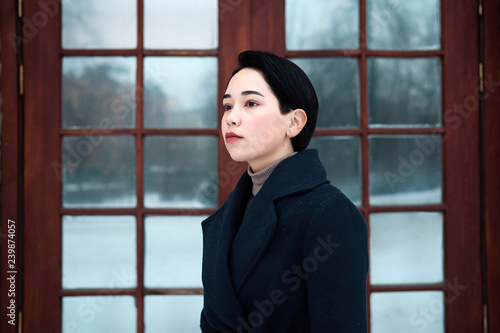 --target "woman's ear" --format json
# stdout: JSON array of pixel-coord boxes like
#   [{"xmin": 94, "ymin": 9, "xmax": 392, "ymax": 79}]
[{"xmin": 289, "ymin": 109, "xmax": 307, "ymax": 138}]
